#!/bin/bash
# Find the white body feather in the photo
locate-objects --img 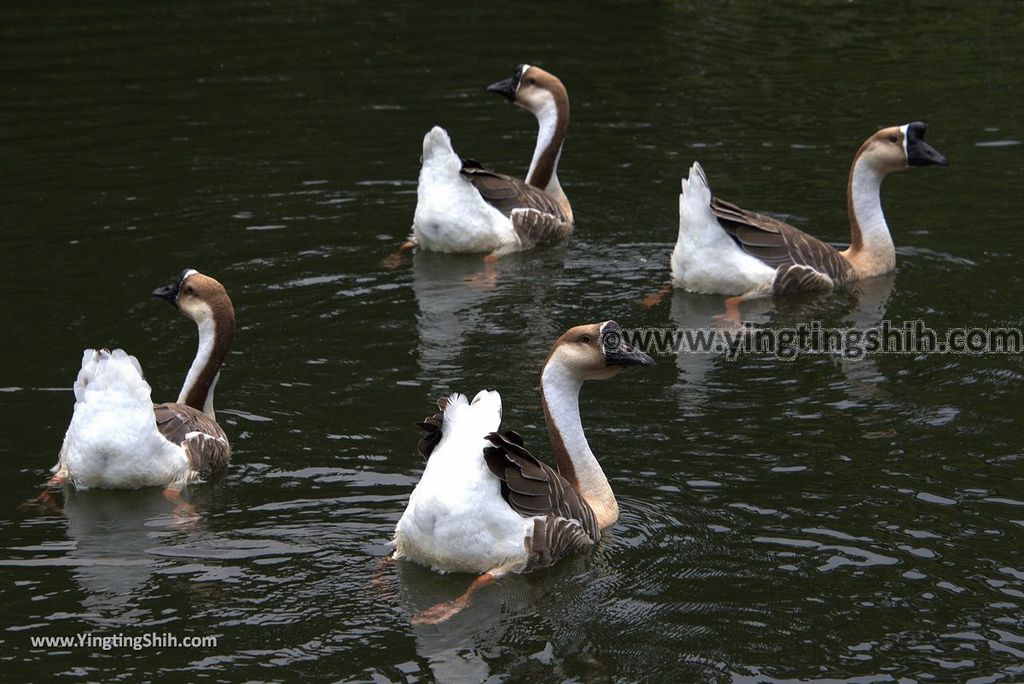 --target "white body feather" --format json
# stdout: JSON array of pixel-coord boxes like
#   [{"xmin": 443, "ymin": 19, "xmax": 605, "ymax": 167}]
[
  {"xmin": 56, "ymin": 349, "xmax": 189, "ymax": 490},
  {"xmin": 671, "ymin": 162, "xmax": 775, "ymax": 296},
  {"xmin": 393, "ymin": 390, "xmax": 532, "ymax": 574},
  {"xmin": 411, "ymin": 127, "xmax": 521, "ymax": 255}
]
